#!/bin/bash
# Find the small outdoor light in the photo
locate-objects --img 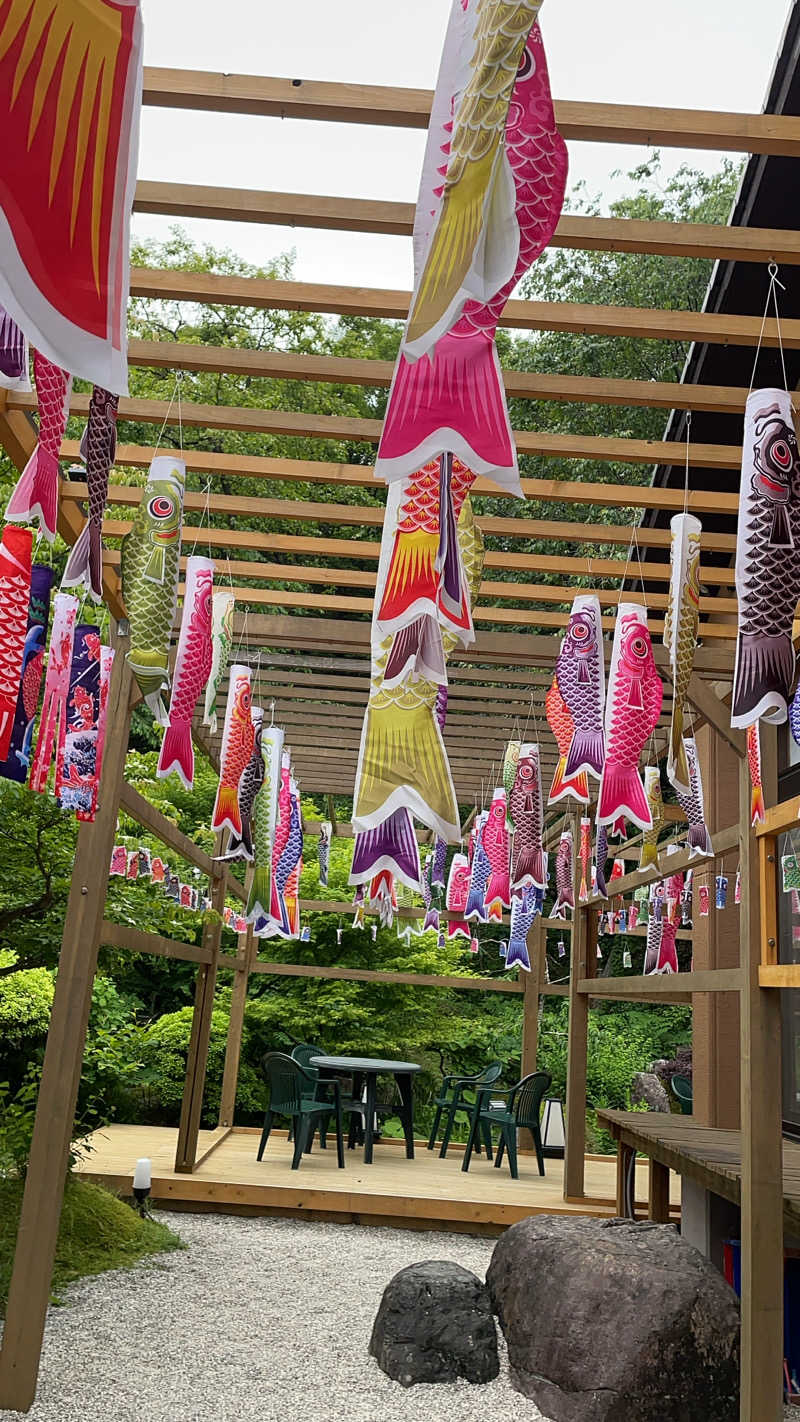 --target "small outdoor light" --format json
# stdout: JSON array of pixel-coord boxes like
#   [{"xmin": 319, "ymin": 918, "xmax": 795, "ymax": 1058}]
[
  {"xmin": 132, "ymin": 1157, "xmax": 152, "ymax": 1217},
  {"xmin": 541, "ymin": 1099, "xmax": 566, "ymax": 1159}
]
